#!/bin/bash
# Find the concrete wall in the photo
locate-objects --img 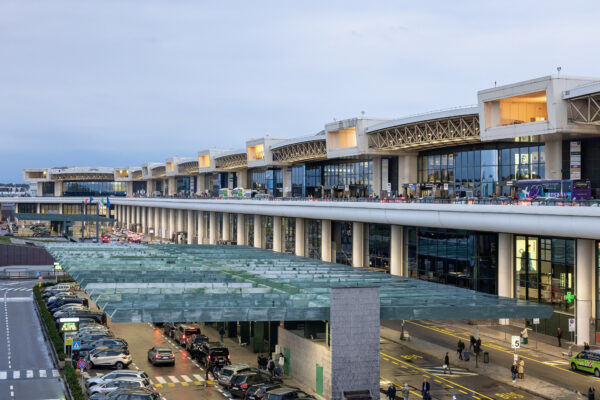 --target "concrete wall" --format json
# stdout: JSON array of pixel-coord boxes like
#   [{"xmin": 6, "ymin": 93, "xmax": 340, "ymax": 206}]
[
  {"xmin": 330, "ymin": 287, "xmax": 380, "ymax": 400},
  {"xmin": 278, "ymin": 327, "xmax": 332, "ymax": 398}
]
